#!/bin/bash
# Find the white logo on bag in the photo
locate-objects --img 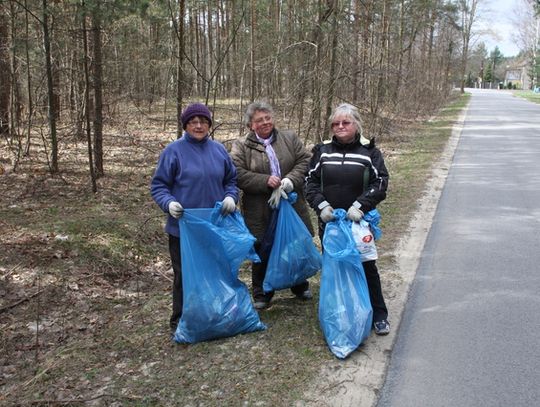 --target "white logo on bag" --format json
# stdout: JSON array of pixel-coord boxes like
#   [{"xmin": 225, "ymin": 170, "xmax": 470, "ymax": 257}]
[{"xmin": 351, "ymin": 221, "xmax": 378, "ymax": 262}]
